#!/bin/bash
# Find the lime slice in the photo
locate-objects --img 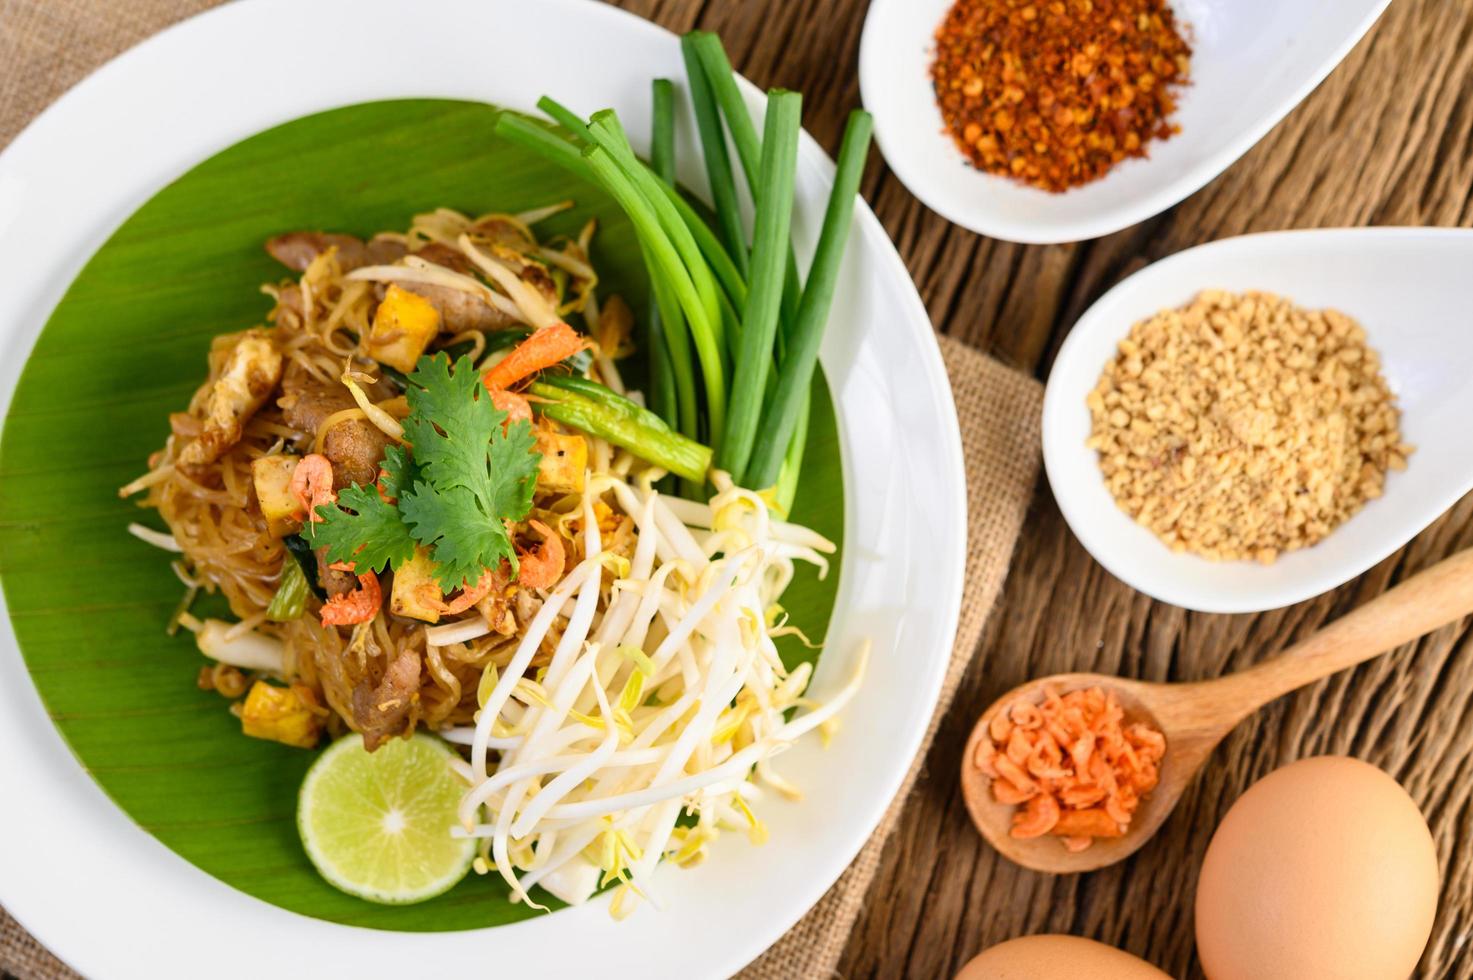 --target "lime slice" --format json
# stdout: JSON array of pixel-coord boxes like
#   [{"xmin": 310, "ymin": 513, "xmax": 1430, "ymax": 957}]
[{"xmin": 297, "ymin": 733, "xmax": 475, "ymax": 904}]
